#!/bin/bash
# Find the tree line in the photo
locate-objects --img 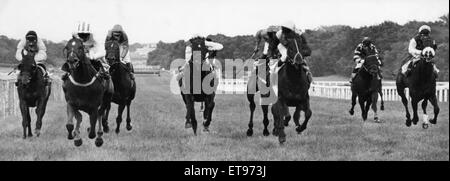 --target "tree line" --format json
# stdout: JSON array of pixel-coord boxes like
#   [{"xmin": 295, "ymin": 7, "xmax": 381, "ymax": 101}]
[{"xmin": 147, "ymin": 13, "xmax": 449, "ymax": 81}]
